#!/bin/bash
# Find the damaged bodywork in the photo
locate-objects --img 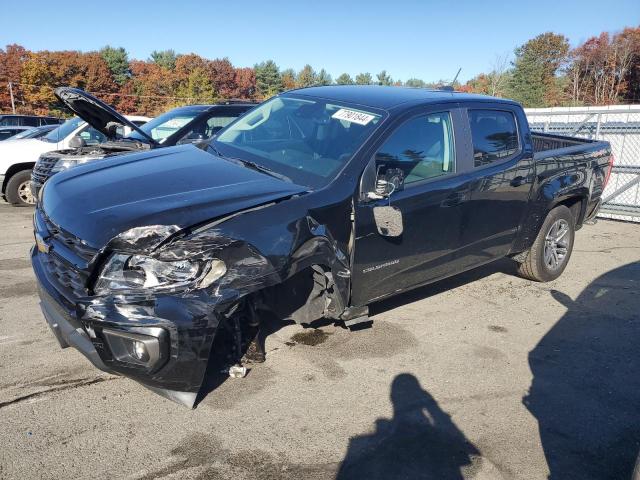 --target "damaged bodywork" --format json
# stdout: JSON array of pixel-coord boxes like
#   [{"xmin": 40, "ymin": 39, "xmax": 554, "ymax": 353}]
[{"xmin": 31, "ymin": 86, "xmax": 612, "ymax": 407}]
